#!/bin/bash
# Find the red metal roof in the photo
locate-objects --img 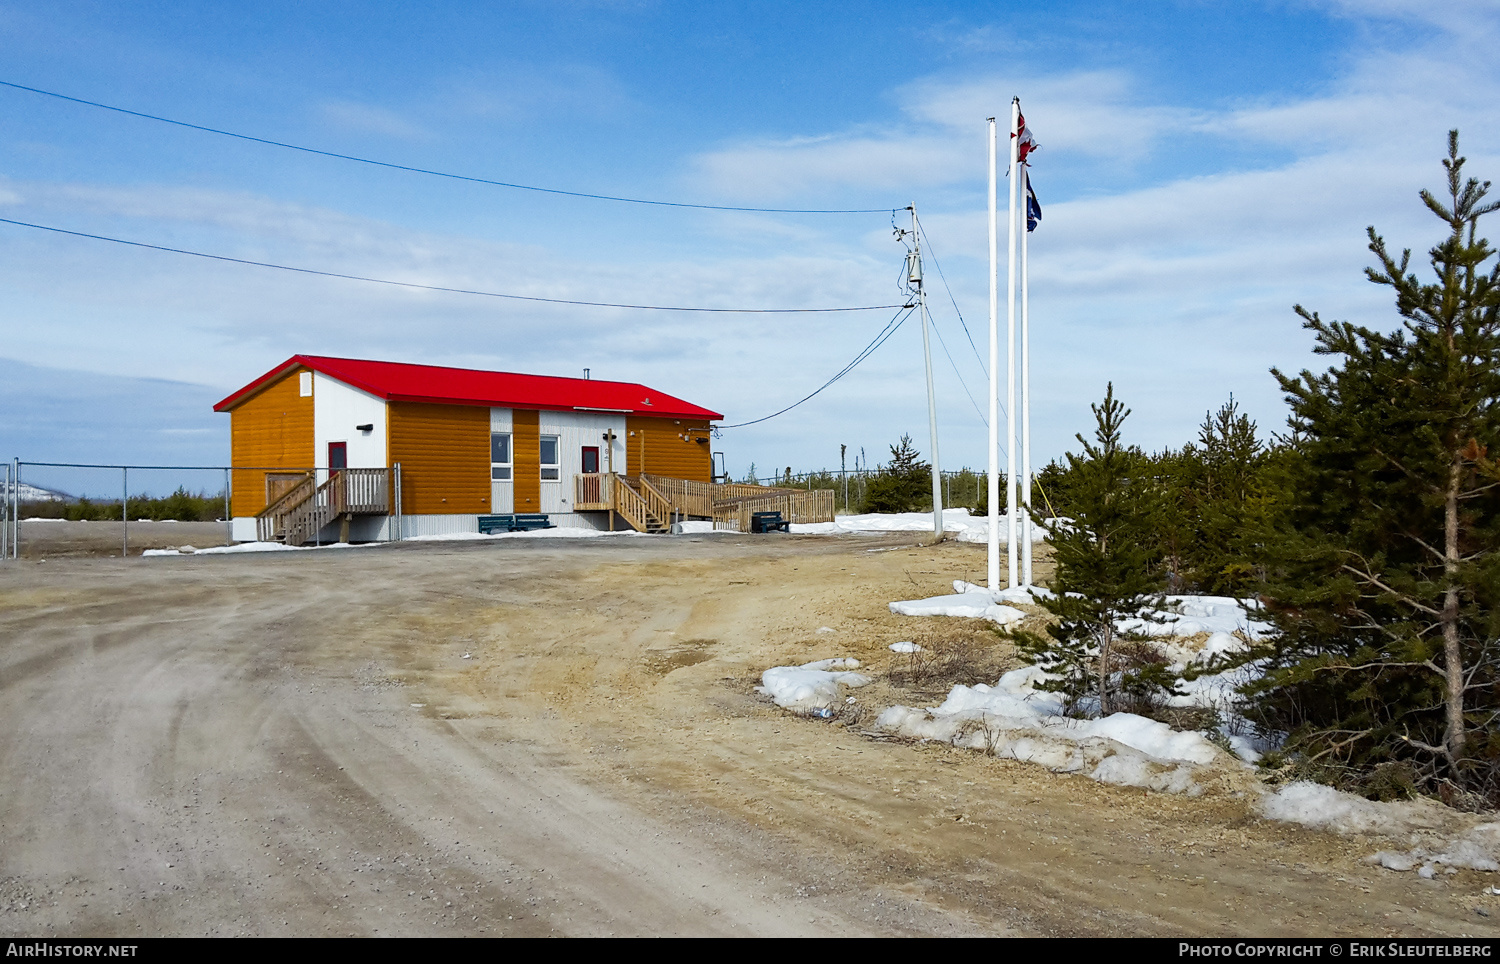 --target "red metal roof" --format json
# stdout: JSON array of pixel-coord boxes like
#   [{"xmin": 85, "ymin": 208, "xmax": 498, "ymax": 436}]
[{"xmin": 213, "ymin": 355, "xmax": 723, "ymax": 420}]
